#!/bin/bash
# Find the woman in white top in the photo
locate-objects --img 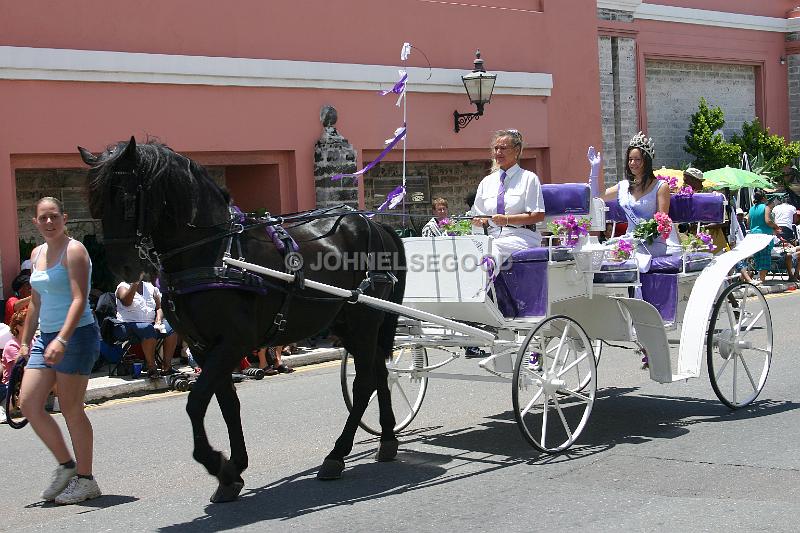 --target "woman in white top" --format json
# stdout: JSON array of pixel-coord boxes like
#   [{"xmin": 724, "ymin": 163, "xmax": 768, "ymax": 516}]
[
  {"xmin": 471, "ymin": 129, "xmax": 546, "ymax": 262},
  {"xmin": 115, "ymin": 271, "xmax": 178, "ymax": 378}
]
